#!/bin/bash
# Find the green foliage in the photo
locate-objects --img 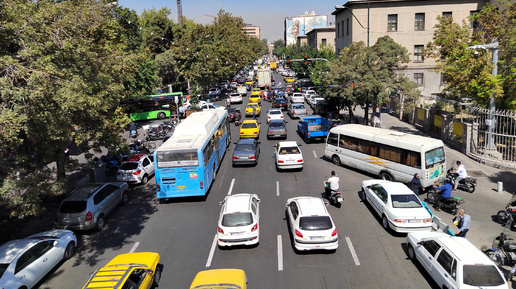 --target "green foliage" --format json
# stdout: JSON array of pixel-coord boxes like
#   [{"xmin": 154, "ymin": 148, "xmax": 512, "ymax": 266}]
[
  {"xmin": 139, "ymin": 7, "xmax": 177, "ymax": 55},
  {"xmin": 126, "ymin": 58, "xmax": 160, "ymax": 95}
]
